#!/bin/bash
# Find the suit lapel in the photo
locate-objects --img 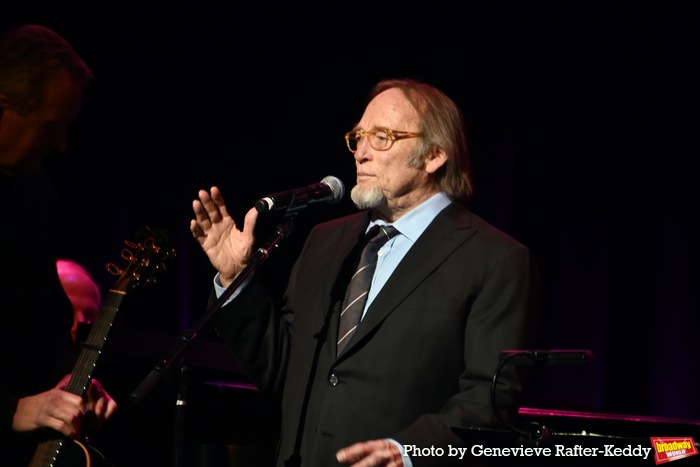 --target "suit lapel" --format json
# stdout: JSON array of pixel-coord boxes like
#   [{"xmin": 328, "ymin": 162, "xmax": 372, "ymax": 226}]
[
  {"xmin": 341, "ymin": 203, "xmax": 475, "ymax": 355},
  {"xmin": 322, "ymin": 212, "xmax": 371, "ymax": 355}
]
